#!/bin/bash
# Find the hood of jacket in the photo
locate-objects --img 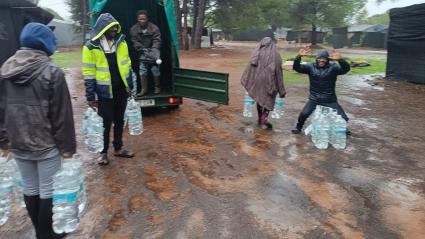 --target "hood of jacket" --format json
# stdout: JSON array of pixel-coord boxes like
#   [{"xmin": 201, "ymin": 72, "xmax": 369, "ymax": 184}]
[
  {"xmin": 0, "ymin": 49, "xmax": 50, "ymax": 85},
  {"xmin": 316, "ymin": 50, "xmax": 330, "ymax": 59},
  {"xmin": 91, "ymin": 13, "xmax": 122, "ymax": 41}
]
